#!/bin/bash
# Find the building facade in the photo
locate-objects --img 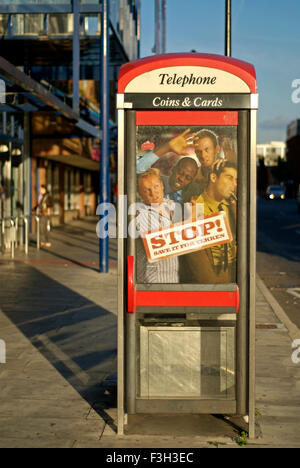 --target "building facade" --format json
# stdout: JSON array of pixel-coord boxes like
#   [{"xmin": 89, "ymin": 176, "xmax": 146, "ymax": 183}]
[
  {"xmin": 286, "ymin": 119, "xmax": 300, "ymax": 196},
  {"xmin": 256, "ymin": 141, "xmax": 286, "ymax": 167},
  {"xmin": 0, "ymin": 0, "xmax": 139, "ymax": 229}
]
